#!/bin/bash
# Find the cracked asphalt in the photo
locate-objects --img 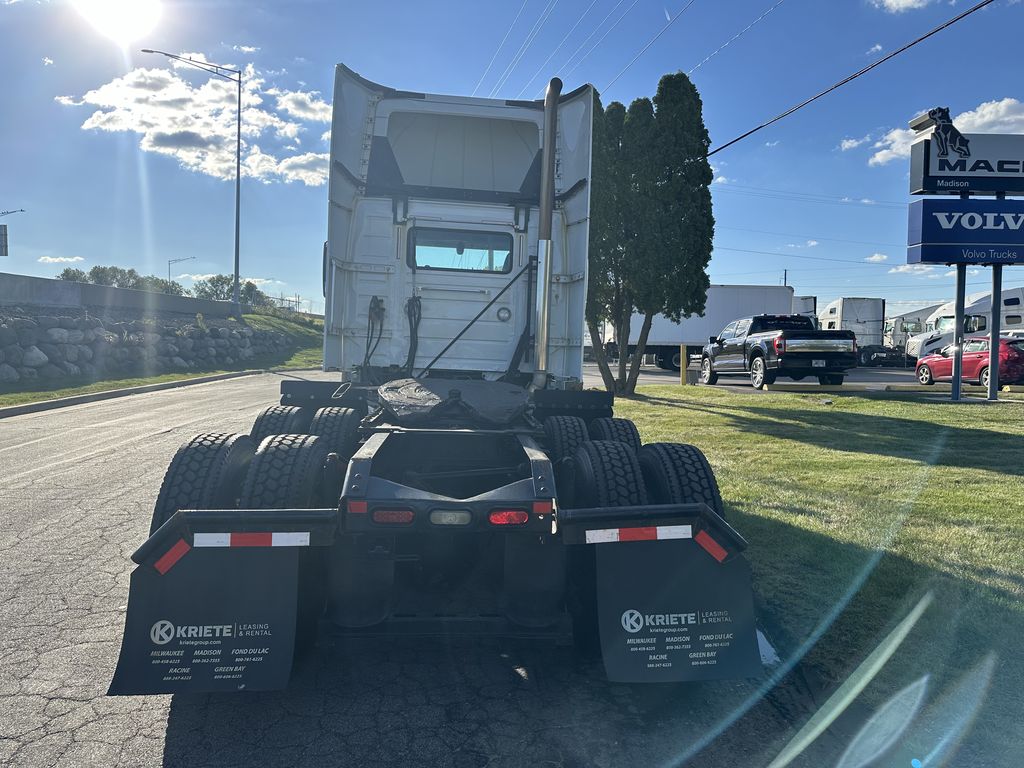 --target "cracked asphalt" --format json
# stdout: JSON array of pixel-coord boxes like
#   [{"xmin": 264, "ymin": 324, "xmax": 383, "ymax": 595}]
[{"xmin": 0, "ymin": 373, "xmax": 823, "ymax": 768}]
